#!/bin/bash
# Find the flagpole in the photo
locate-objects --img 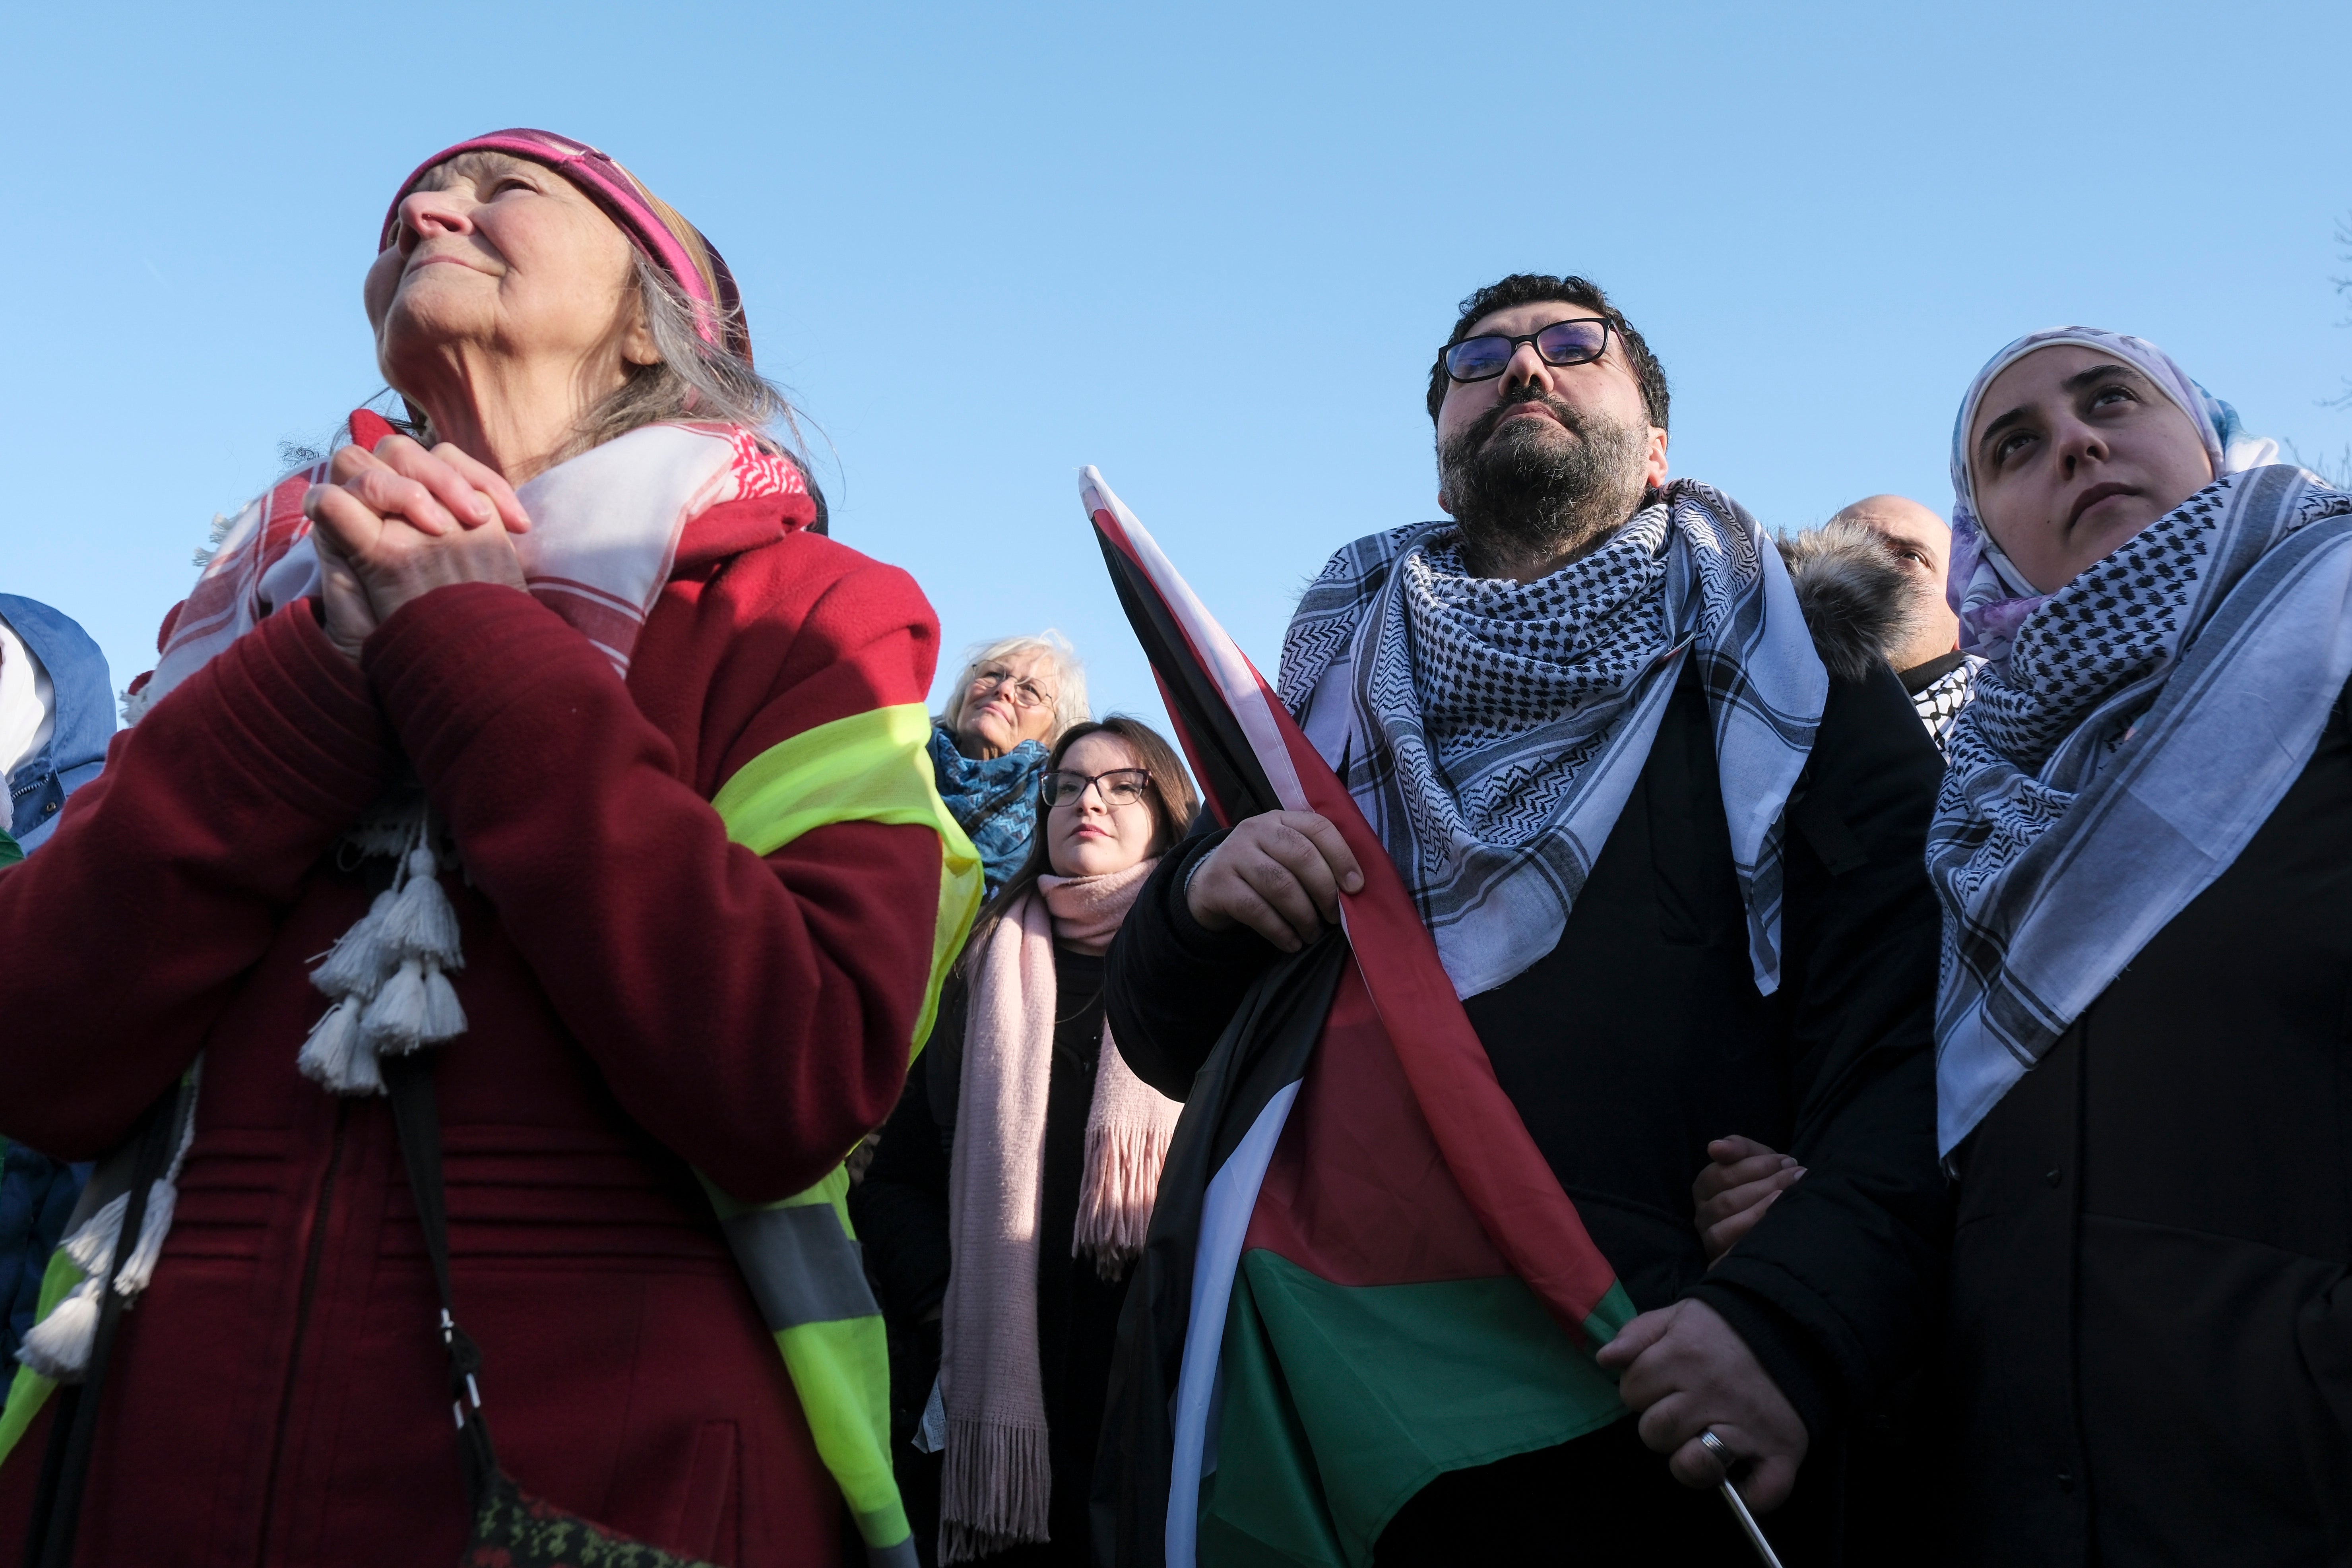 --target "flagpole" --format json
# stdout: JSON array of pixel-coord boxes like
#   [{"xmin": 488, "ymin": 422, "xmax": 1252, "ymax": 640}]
[{"xmin": 1699, "ymin": 1430, "xmax": 1788, "ymax": 1568}]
